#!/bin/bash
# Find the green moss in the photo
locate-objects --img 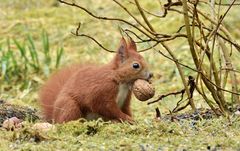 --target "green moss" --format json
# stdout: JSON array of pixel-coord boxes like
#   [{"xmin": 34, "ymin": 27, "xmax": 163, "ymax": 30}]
[{"xmin": 1, "ymin": 118, "xmax": 240, "ymax": 150}]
